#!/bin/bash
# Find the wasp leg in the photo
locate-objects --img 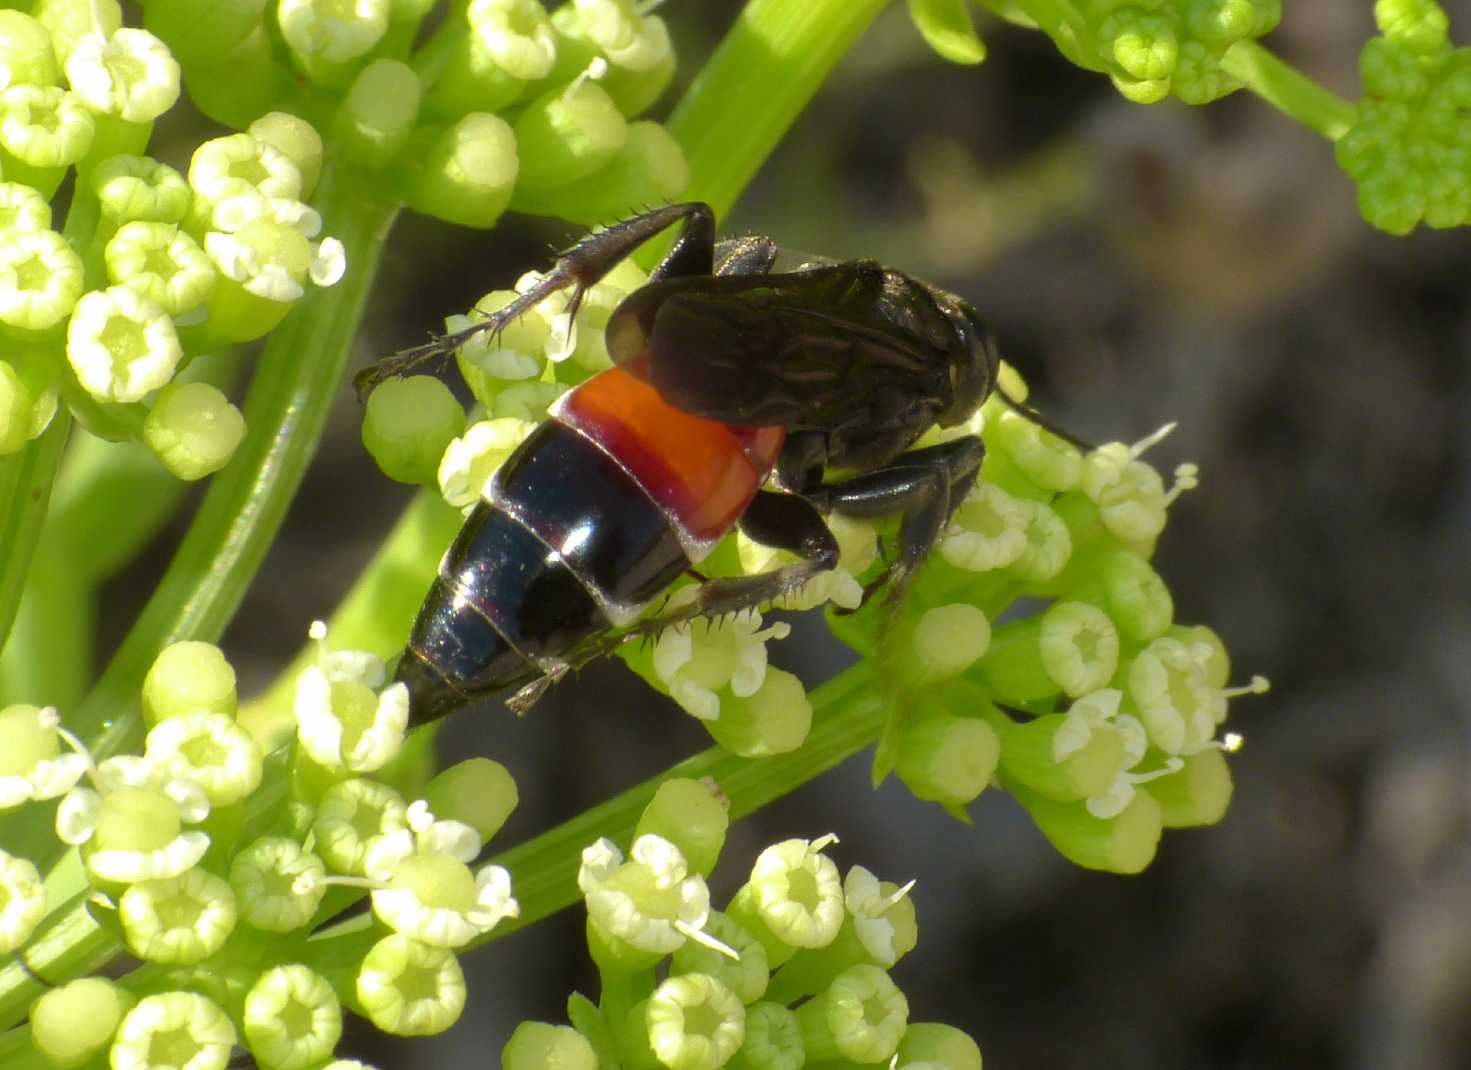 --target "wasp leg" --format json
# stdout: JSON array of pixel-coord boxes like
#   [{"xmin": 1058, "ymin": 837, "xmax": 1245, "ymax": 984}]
[
  {"xmin": 806, "ymin": 436, "xmax": 987, "ymax": 615},
  {"xmin": 542, "ymin": 490, "xmax": 839, "ymax": 680},
  {"xmin": 355, "ymin": 202, "xmax": 717, "ymax": 399}
]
